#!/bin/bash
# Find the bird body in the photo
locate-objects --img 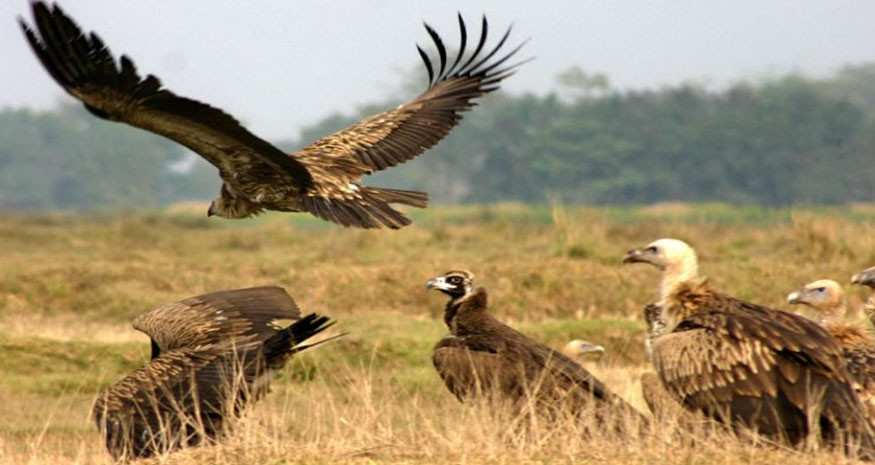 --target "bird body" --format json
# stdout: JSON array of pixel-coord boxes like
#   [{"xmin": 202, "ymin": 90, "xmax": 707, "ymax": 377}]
[
  {"xmin": 92, "ymin": 287, "xmax": 336, "ymax": 461},
  {"xmin": 624, "ymin": 239, "xmax": 875, "ymax": 453},
  {"xmin": 787, "ymin": 279, "xmax": 875, "ymax": 422},
  {"xmin": 21, "ymin": 2, "xmax": 527, "ymax": 228},
  {"xmin": 426, "ymin": 270, "xmax": 646, "ymax": 429}
]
